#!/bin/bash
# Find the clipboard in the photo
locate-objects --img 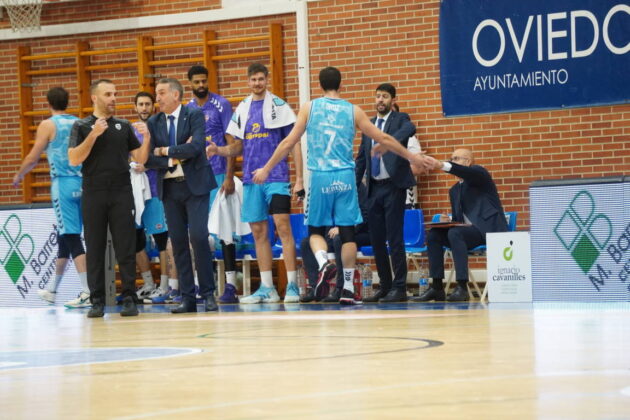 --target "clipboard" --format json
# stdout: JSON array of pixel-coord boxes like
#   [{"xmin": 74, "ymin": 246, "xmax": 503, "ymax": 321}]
[{"xmin": 425, "ymin": 222, "xmax": 472, "ymax": 228}]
